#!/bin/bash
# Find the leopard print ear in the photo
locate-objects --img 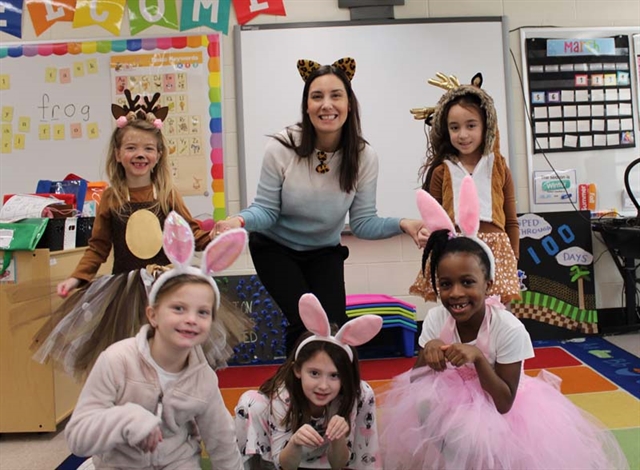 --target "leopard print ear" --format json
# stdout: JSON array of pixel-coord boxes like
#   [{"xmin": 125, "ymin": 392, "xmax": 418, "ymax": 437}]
[
  {"xmin": 297, "ymin": 59, "xmax": 321, "ymax": 82},
  {"xmin": 332, "ymin": 57, "xmax": 356, "ymax": 81}
]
